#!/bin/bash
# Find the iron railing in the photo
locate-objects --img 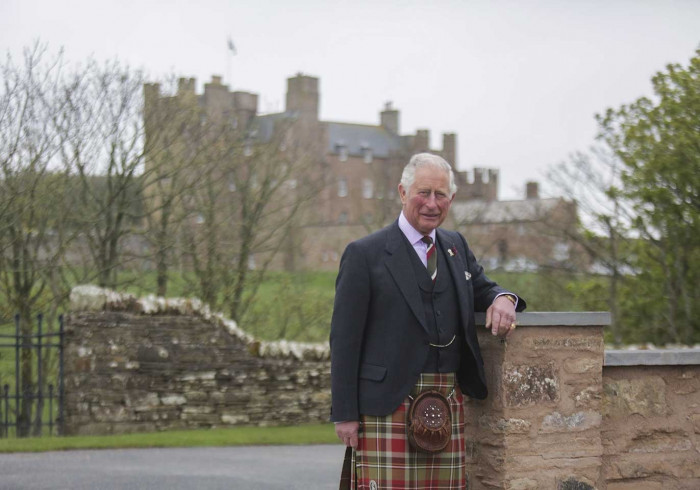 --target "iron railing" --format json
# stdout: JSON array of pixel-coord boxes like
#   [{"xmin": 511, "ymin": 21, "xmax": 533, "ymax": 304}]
[{"xmin": 0, "ymin": 314, "xmax": 64, "ymax": 438}]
